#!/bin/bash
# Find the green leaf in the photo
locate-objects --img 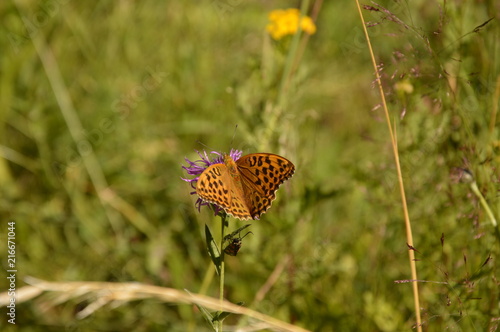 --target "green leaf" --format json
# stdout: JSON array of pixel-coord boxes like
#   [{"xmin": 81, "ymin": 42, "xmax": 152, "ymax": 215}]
[
  {"xmin": 196, "ymin": 303, "xmax": 217, "ymax": 331},
  {"xmin": 205, "ymin": 224, "xmax": 221, "ymax": 275},
  {"xmin": 185, "ymin": 289, "xmax": 216, "ymax": 331},
  {"xmin": 212, "ymin": 302, "xmax": 245, "ymax": 323}
]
